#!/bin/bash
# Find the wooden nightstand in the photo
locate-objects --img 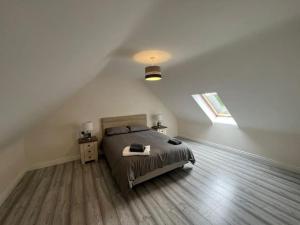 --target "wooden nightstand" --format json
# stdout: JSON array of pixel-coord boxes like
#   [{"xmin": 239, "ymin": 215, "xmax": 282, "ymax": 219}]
[
  {"xmin": 152, "ymin": 125, "xmax": 168, "ymax": 135},
  {"xmin": 78, "ymin": 136, "xmax": 98, "ymax": 164}
]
